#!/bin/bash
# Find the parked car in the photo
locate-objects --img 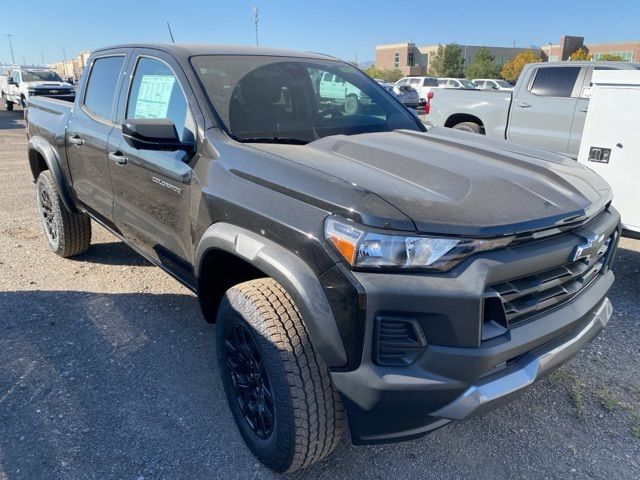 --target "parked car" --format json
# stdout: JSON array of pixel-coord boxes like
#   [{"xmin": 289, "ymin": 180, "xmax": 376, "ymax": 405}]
[
  {"xmin": 317, "ymin": 71, "xmax": 372, "ymax": 115},
  {"xmin": 25, "ymin": 43, "xmax": 620, "ymax": 473},
  {"xmin": 437, "ymin": 78, "xmax": 478, "ymax": 89},
  {"xmin": 378, "ymin": 82, "xmax": 419, "ymax": 107},
  {"xmin": 0, "ymin": 65, "xmax": 74, "ymax": 110},
  {"xmin": 426, "ymin": 61, "xmax": 640, "ymax": 158},
  {"xmin": 472, "ymin": 79, "xmax": 514, "ymax": 91},
  {"xmin": 396, "ymin": 76, "xmax": 439, "ymax": 103}
]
